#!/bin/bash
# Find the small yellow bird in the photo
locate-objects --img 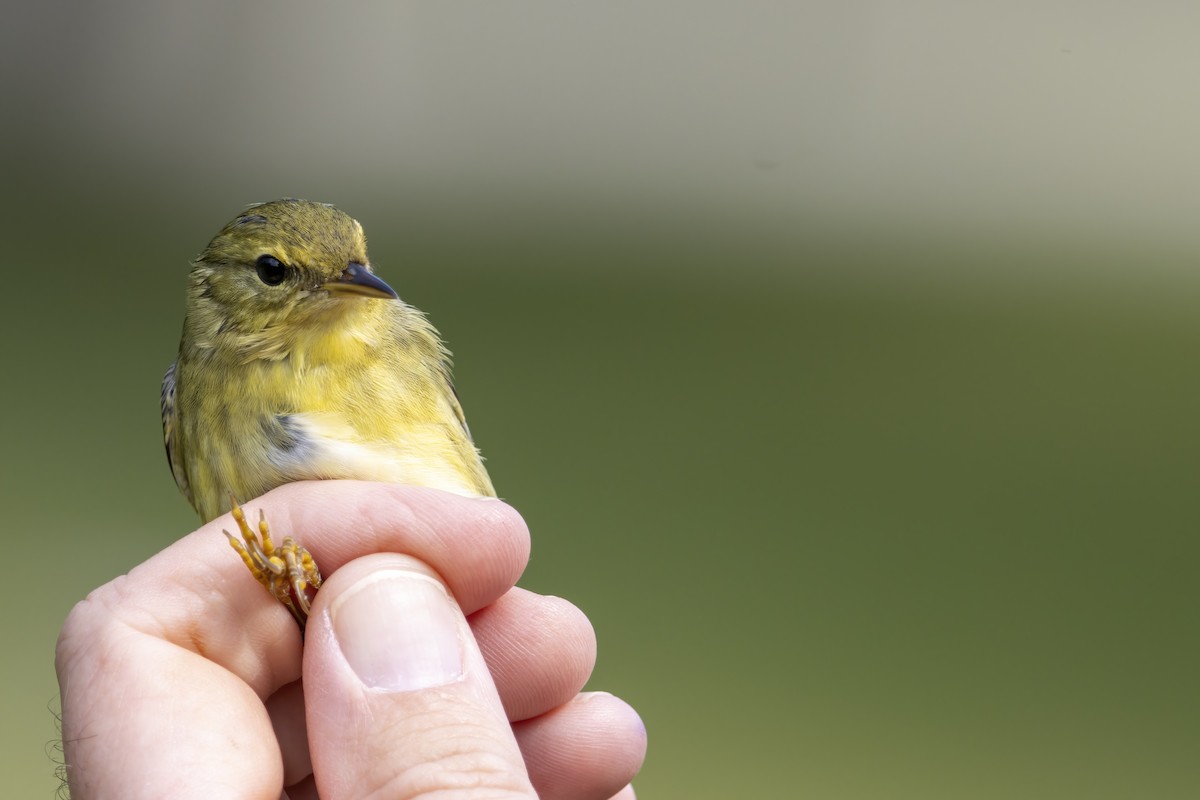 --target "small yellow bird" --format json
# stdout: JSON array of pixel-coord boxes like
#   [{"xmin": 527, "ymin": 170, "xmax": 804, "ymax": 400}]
[{"xmin": 162, "ymin": 199, "xmax": 494, "ymax": 625}]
